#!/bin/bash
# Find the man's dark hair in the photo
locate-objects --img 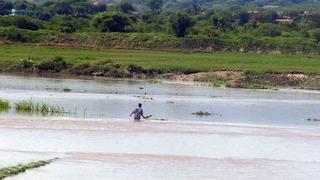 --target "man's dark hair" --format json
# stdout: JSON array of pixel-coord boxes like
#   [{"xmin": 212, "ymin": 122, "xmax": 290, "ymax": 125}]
[{"xmin": 138, "ymin": 103, "xmax": 142, "ymax": 107}]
